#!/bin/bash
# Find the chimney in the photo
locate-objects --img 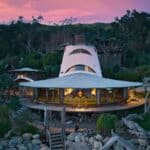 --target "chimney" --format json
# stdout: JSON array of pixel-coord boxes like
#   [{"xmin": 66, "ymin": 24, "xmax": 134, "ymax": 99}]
[{"xmin": 74, "ymin": 34, "xmax": 86, "ymax": 45}]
